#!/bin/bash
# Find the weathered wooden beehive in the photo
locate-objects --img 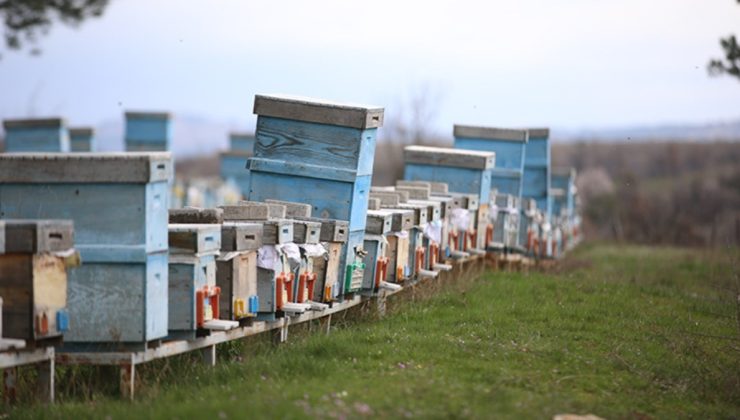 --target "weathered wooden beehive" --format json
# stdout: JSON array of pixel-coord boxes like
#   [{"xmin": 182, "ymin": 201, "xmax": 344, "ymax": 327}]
[
  {"xmin": 403, "ymin": 145, "xmax": 494, "ymax": 253},
  {"xmin": 0, "ymin": 153, "xmax": 172, "ymax": 348},
  {"xmin": 220, "ymin": 133, "xmax": 256, "ymax": 198},
  {"xmin": 394, "ymin": 185, "xmax": 443, "ymax": 272},
  {"xmin": 363, "ymin": 210, "xmax": 392, "ymax": 292},
  {"xmin": 69, "ymin": 127, "xmax": 95, "ymax": 152},
  {"xmin": 247, "ymin": 94, "xmax": 383, "ymax": 297},
  {"xmin": 292, "ymin": 217, "xmax": 349, "ymax": 303},
  {"xmin": 368, "ymin": 193, "xmax": 413, "ymax": 283},
  {"xmin": 125, "ymin": 111, "xmax": 171, "ymax": 152},
  {"xmin": 2, "ymin": 118, "xmax": 69, "ymax": 152},
  {"xmin": 0, "ymin": 220, "xmax": 75, "ymax": 346},
  {"xmin": 168, "ymin": 224, "xmax": 227, "ymax": 339}
]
